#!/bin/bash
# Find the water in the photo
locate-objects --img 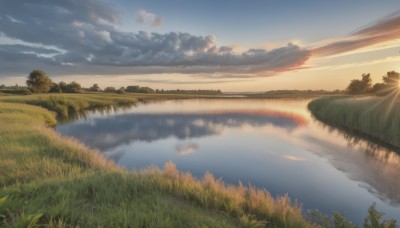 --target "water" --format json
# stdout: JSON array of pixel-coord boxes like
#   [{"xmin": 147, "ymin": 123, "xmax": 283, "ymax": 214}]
[{"xmin": 56, "ymin": 99, "xmax": 400, "ymax": 224}]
